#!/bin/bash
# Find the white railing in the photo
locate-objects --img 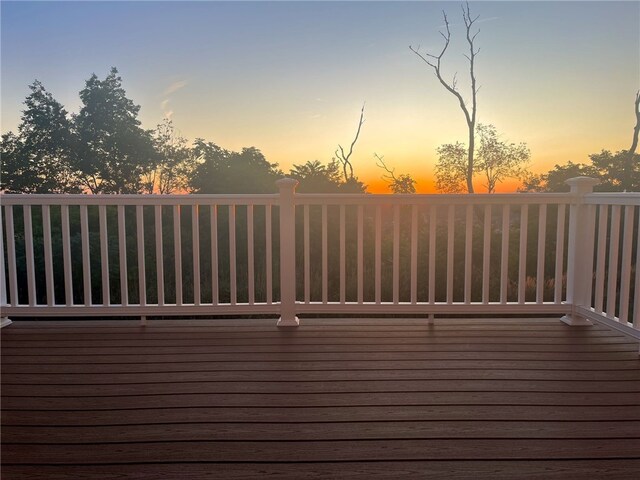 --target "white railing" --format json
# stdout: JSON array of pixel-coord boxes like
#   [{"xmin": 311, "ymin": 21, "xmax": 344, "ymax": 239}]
[{"xmin": 0, "ymin": 177, "xmax": 638, "ymax": 337}]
